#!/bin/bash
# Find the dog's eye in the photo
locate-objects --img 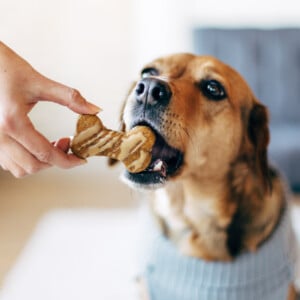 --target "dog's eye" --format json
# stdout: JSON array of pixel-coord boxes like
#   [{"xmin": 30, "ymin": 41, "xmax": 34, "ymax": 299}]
[
  {"xmin": 141, "ymin": 67, "xmax": 159, "ymax": 78},
  {"xmin": 200, "ymin": 80, "xmax": 227, "ymax": 101}
]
